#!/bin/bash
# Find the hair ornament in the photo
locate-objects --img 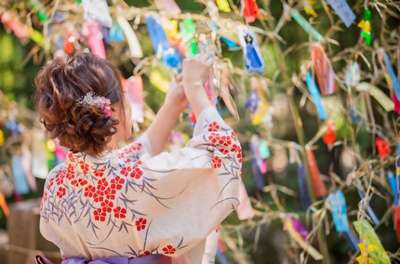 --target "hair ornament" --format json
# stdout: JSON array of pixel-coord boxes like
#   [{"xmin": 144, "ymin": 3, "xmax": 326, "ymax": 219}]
[{"xmin": 76, "ymin": 91, "xmax": 111, "ymax": 117}]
